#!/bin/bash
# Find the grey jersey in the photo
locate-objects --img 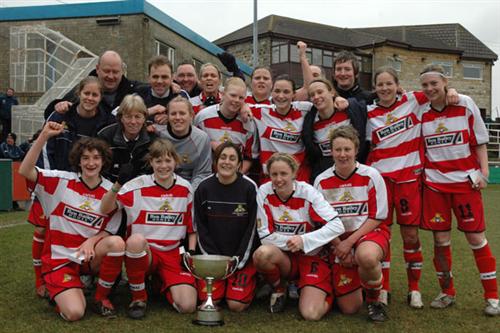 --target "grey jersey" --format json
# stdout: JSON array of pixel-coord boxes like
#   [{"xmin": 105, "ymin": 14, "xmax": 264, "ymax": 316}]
[{"xmin": 155, "ymin": 124, "xmax": 212, "ymax": 191}]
